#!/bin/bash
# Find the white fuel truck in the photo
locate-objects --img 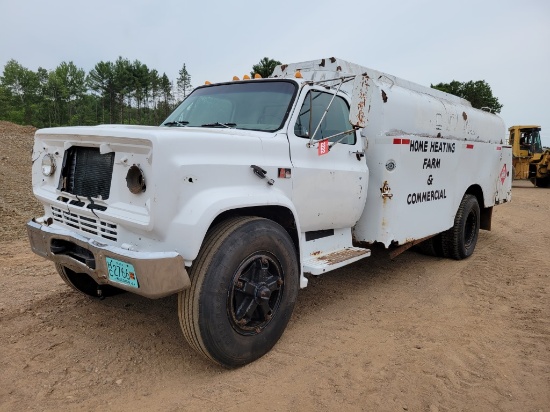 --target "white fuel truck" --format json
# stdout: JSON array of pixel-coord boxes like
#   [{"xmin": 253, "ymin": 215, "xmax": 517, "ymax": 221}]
[{"xmin": 27, "ymin": 57, "xmax": 512, "ymax": 367}]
